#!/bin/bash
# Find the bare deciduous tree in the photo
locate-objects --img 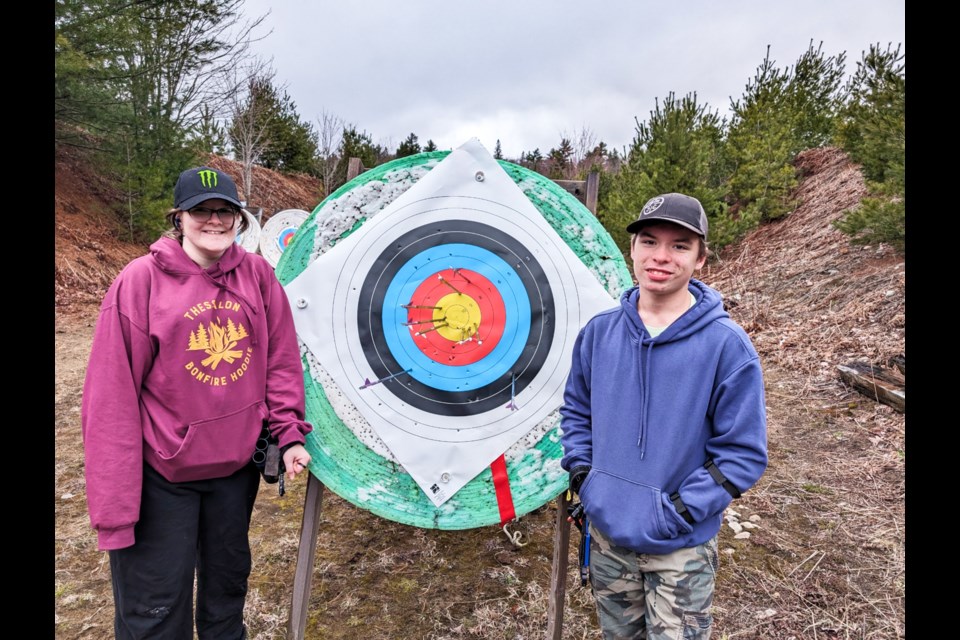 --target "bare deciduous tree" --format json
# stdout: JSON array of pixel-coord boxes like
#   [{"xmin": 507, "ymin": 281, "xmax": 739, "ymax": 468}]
[
  {"xmin": 316, "ymin": 109, "xmax": 345, "ymax": 197},
  {"xmin": 562, "ymin": 125, "xmax": 598, "ymax": 175},
  {"xmin": 224, "ymin": 60, "xmax": 277, "ymax": 204}
]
